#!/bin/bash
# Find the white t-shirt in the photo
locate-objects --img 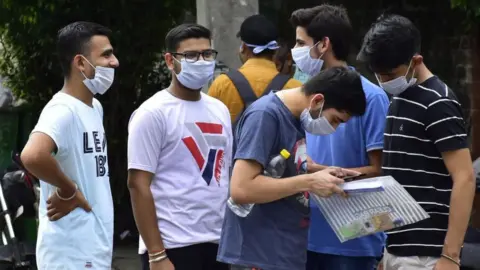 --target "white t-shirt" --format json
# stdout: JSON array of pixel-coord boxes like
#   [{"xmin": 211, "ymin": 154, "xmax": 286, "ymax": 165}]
[
  {"xmin": 127, "ymin": 90, "xmax": 232, "ymax": 254},
  {"xmin": 33, "ymin": 92, "xmax": 113, "ymax": 269}
]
